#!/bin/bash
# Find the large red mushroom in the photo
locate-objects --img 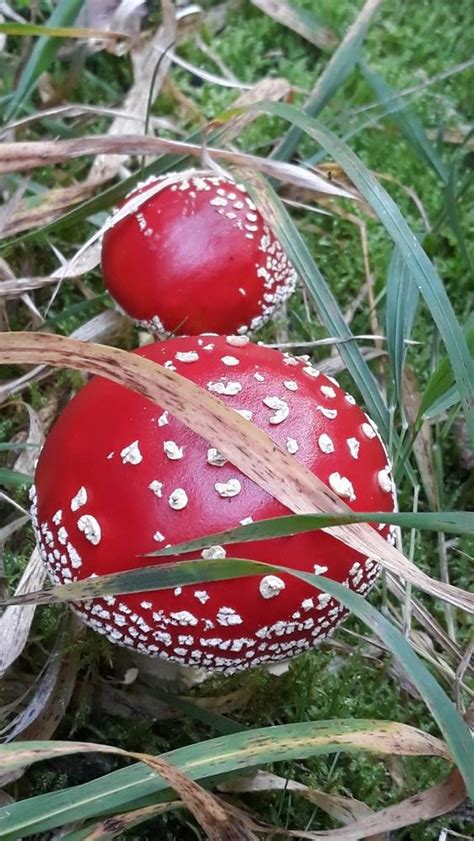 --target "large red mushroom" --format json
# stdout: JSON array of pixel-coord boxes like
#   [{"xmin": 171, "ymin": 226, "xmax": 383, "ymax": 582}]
[
  {"xmin": 101, "ymin": 170, "xmax": 297, "ymax": 336},
  {"xmin": 31, "ymin": 335, "xmax": 397, "ymax": 674}
]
